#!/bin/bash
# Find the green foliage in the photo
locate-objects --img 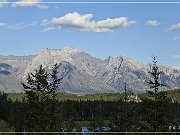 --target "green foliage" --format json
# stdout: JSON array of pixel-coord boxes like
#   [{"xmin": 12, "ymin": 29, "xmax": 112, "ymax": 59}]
[
  {"xmin": 167, "ymin": 89, "xmax": 180, "ymax": 103},
  {"xmin": 64, "ymin": 120, "xmax": 75, "ymax": 132},
  {"xmin": 21, "ymin": 64, "xmax": 62, "ymax": 132},
  {"xmin": 7, "ymin": 89, "xmax": 180, "ymax": 103},
  {"xmin": 111, "ymin": 100, "xmax": 141, "ymax": 132},
  {"xmin": 0, "ymin": 92, "xmax": 11, "ymax": 122},
  {"xmin": 8, "ymin": 92, "xmax": 123, "ymax": 102},
  {"xmin": 141, "ymin": 56, "xmax": 173, "ymax": 132},
  {"xmin": 7, "ymin": 99, "xmax": 24, "ymax": 132},
  {"xmin": 89, "ymin": 118, "xmax": 104, "ymax": 132},
  {"xmin": 0, "ymin": 56, "xmax": 179, "ymax": 133},
  {"xmin": 0, "ymin": 119, "xmax": 14, "ymax": 132},
  {"xmin": 141, "ymin": 91, "xmax": 173, "ymax": 131}
]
